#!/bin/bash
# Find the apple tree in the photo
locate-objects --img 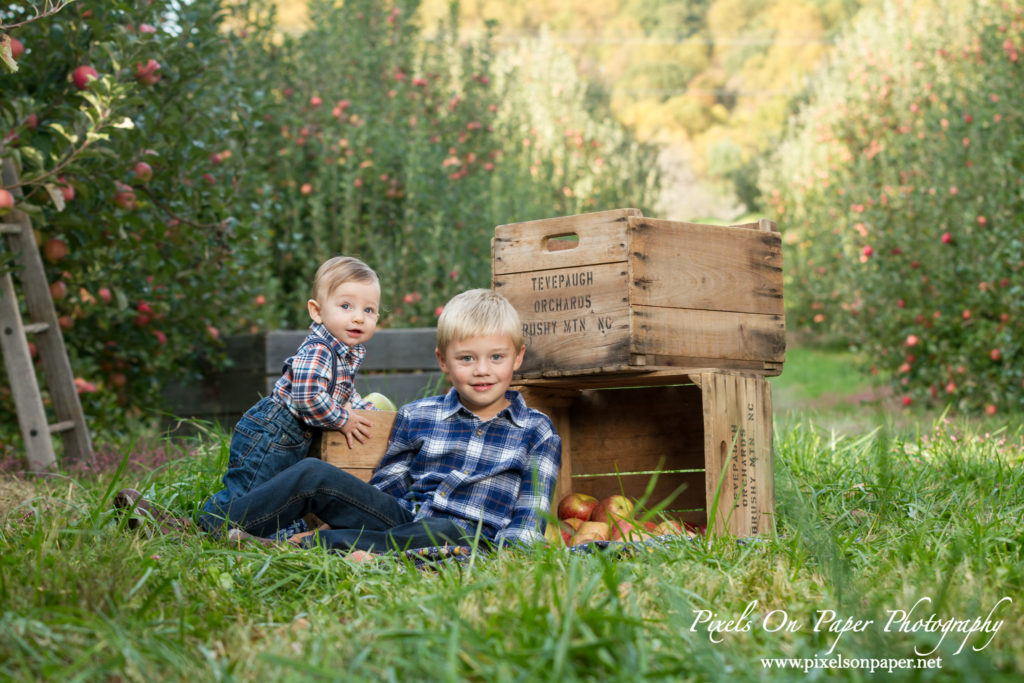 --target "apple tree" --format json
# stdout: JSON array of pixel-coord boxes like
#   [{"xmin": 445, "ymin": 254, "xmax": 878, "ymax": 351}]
[
  {"xmin": 0, "ymin": 0, "xmax": 278, "ymax": 438},
  {"xmin": 231, "ymin": 0, "xmax": 661, "ymax": 329},
  {"xmin": 762, "ymin": 0, "xmax": 1022, "ymax": 414}
]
